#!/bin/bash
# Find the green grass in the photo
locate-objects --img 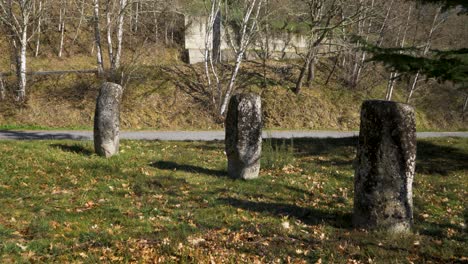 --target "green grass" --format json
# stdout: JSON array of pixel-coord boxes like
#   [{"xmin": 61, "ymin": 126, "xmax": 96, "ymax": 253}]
[{"xmin": 0, "ymin": 138, "xmax": 466, "ymax": 263}]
